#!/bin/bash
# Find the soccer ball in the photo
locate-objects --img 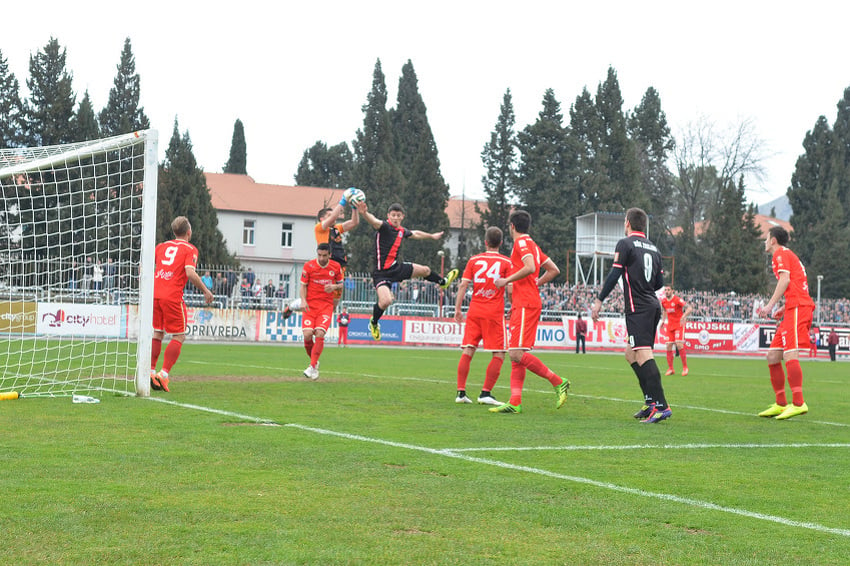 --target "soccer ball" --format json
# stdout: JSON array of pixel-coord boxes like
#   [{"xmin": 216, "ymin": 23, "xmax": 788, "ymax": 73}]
[
  {"xmin": 345, "ymin": 187, "xmax": 366, "ymax": 206},
  {"xmin": 287, "ymin": 298, "xmax": 303, "ymax": 311}
]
